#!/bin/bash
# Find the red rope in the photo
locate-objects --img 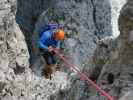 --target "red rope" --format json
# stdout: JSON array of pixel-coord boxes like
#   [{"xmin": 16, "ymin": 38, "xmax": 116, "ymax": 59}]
[{"xmin": 52, "ymin": 48, "xmax": 113, "ymax": 100}]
